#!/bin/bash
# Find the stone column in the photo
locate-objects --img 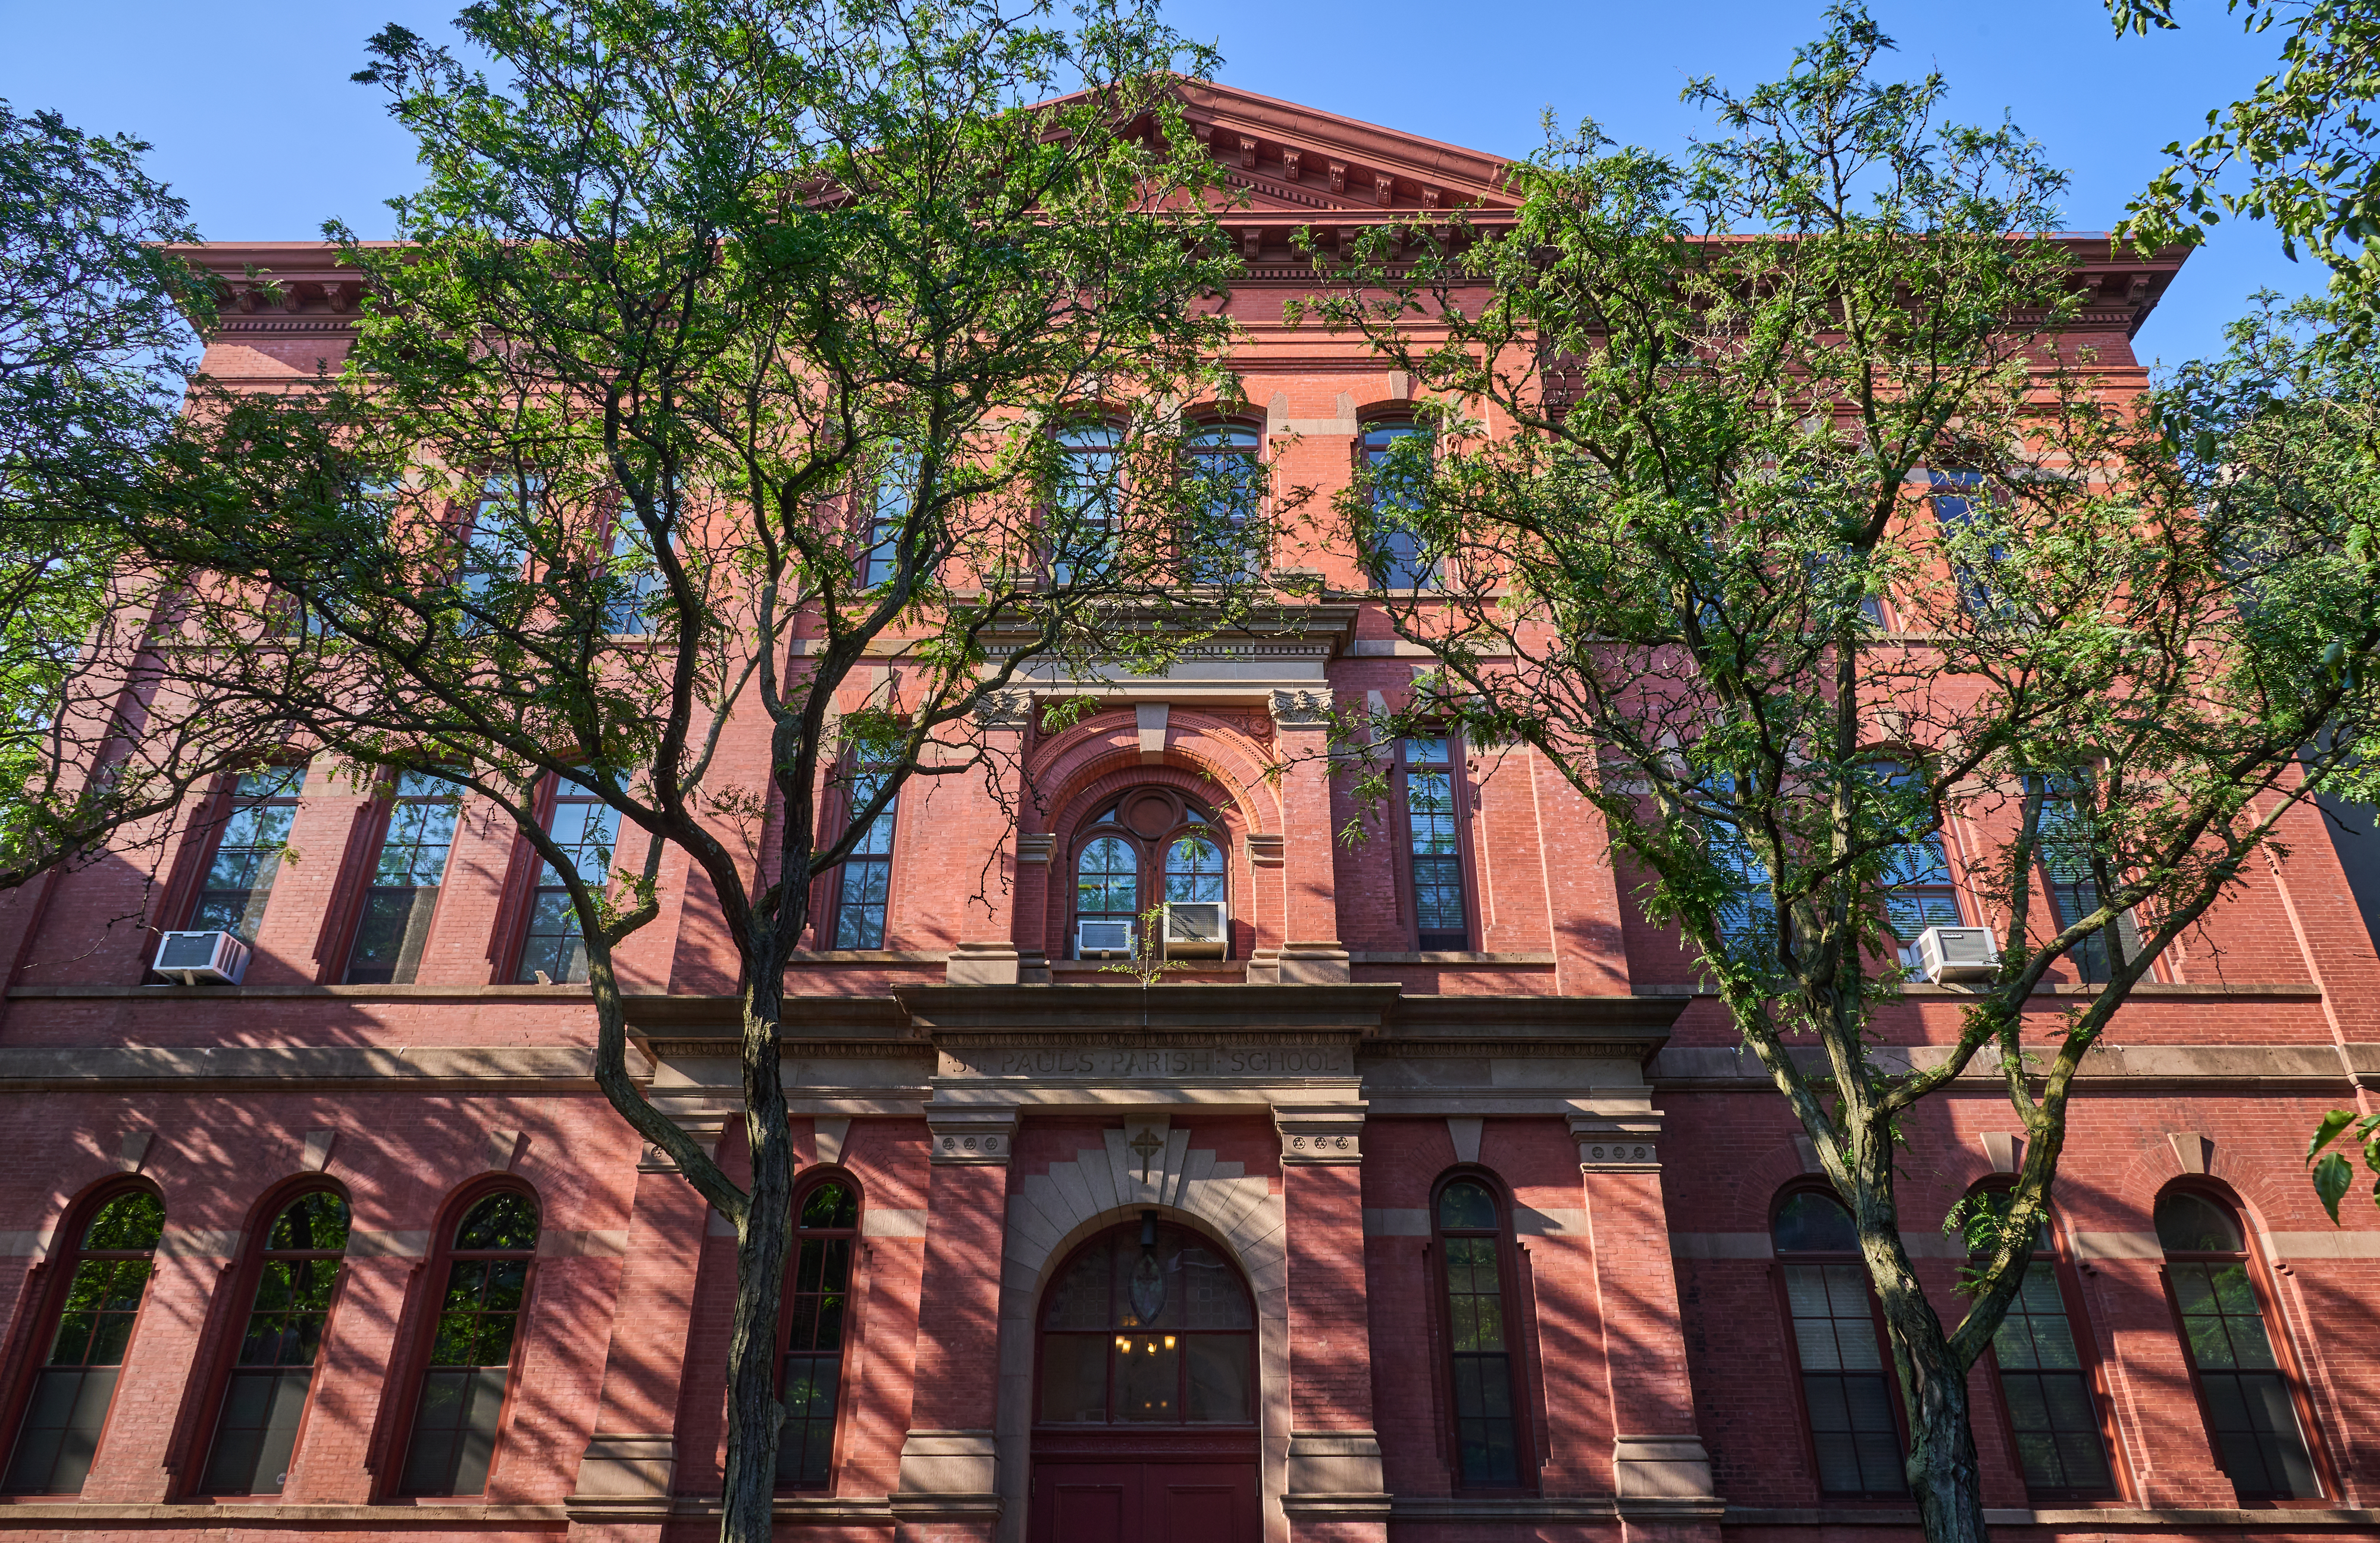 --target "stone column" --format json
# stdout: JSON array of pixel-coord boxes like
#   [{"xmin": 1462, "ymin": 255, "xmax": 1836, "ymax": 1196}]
[
  {"xmin": 1571, "ymin": 1114, "xmax": 1724, "ymax": 1543},
  {"xmin": 891, "ymin": 1108, "xmax": 1016, "ymax": 1543},
  {"xmin": 1265, "ymin": 690, "xmax": 1348, "ymax": 984},
  {"xmin": 1275, "ymin": 1103, "xmax": 1388, "ymax": 1541},
  {"xmin": 563, "ymin": 1143, "xmax": 712, "ymax": 1543}
]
